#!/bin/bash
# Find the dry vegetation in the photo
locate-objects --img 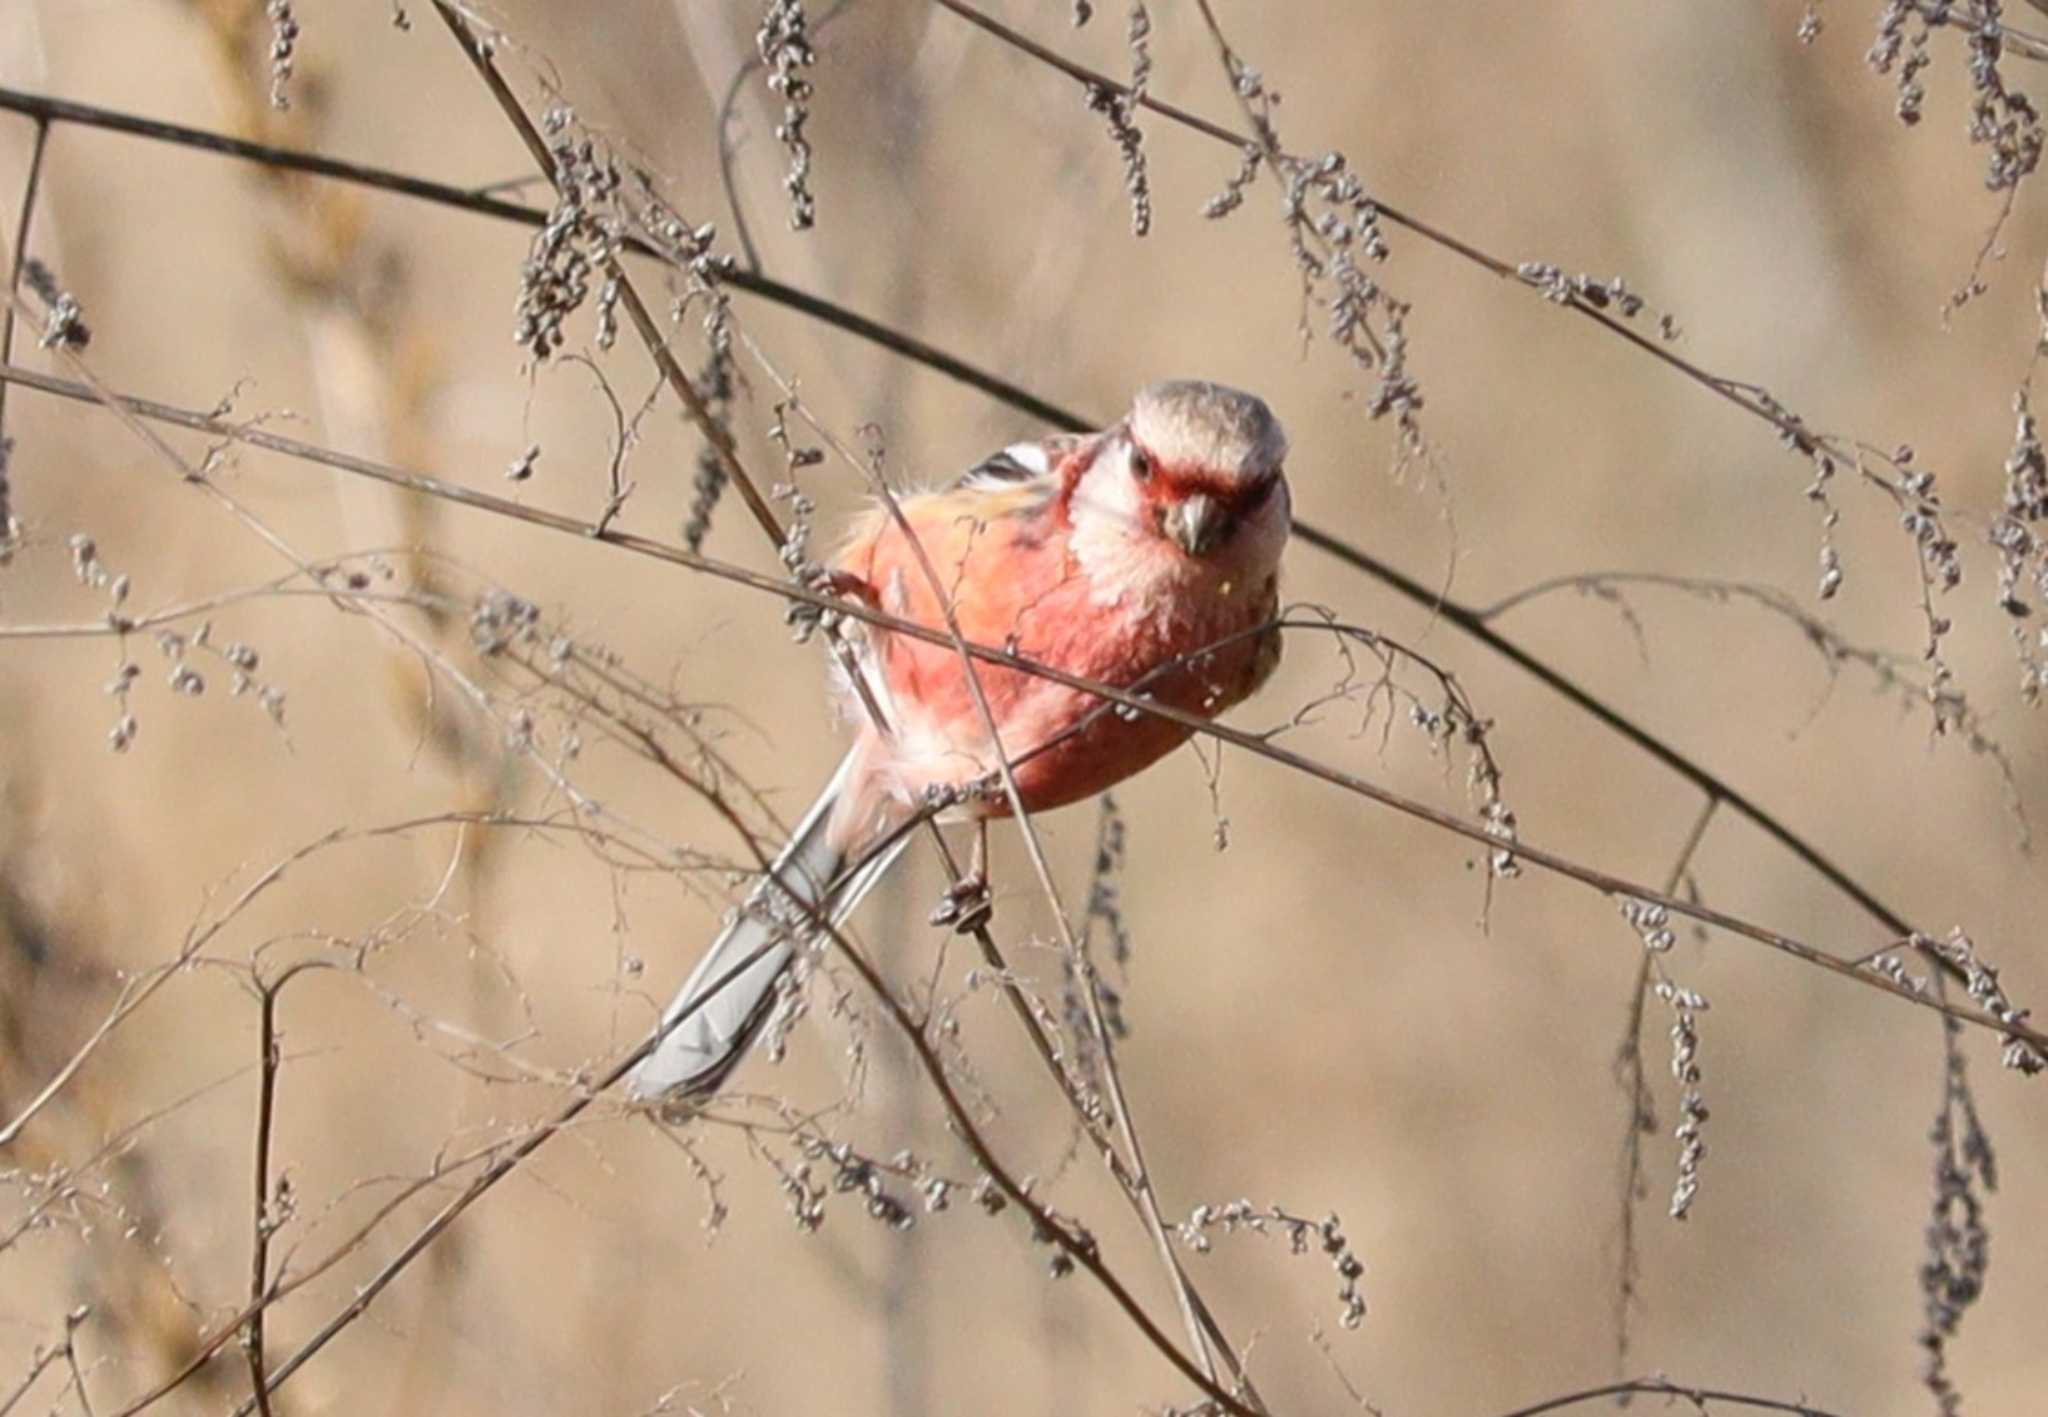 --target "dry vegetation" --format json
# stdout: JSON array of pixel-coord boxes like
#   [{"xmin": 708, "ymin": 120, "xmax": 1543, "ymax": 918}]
[{"xmin": 1, "ymin": 2, "xmax": 2045, "ymax": 1414}]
